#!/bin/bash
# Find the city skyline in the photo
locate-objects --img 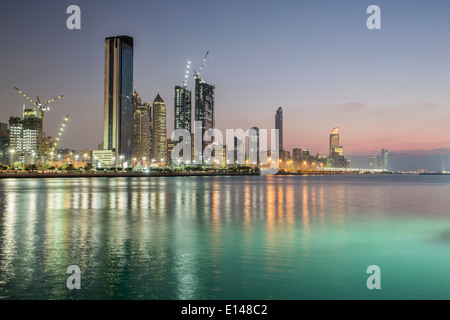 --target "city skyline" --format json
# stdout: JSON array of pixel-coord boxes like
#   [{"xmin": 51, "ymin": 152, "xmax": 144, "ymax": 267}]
[{"xmin": 1, "ymin": 1, "xmax": 450, "ymax": 170}]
